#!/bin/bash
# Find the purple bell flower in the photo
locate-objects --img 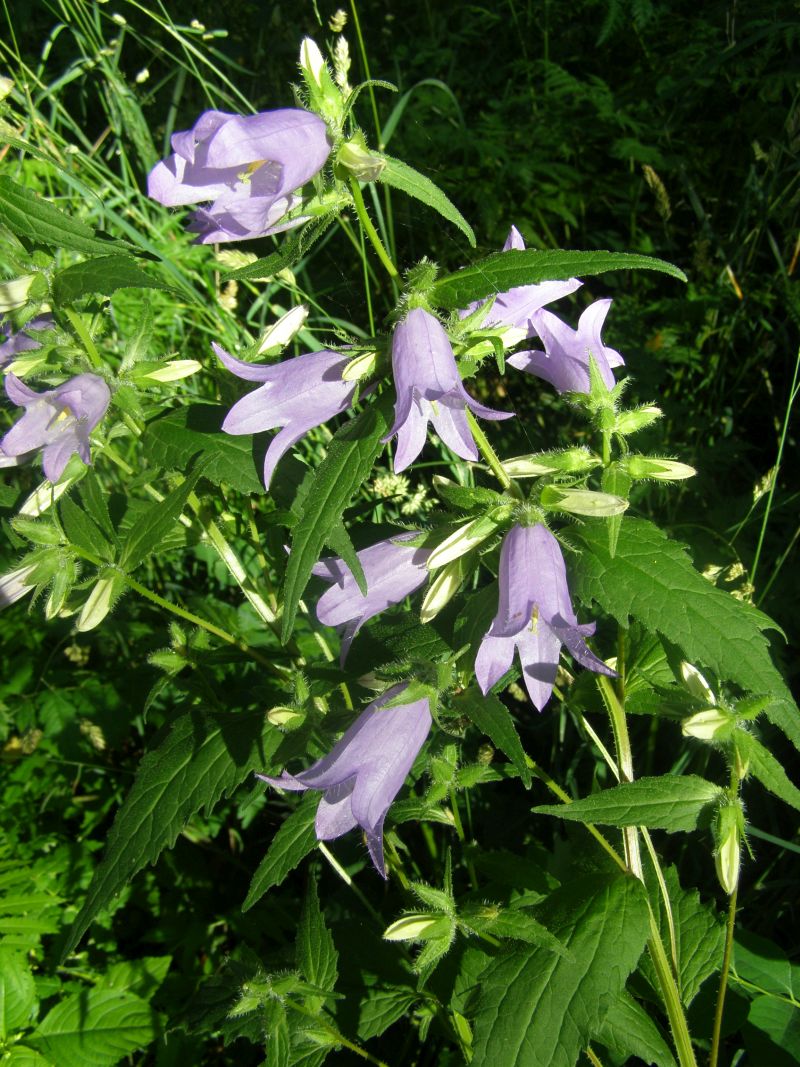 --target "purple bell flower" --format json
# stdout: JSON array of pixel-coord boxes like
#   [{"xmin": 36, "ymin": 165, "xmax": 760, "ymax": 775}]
[
  {"xmin": 0, "ymin": 564, "xmax": 36, "ymax": 610},
  {"xmin": 384, "ymin": 307, "xmax": 512, "ymax": 473},
  {"xmin": 463, "ymin": 226, "xmax": 582, "ymax": 330},
  {"xmin": 475, "ymin": 524, "xmax": 616, "ymax": 711},
  {"xmin": 215, "ymin": 342, "xmax": 356, "ymax": 489},
  {"xmin": 147, "ymin": 108, "xmax": 331, "ymax": 243},
  {"xmin": 1, "ymin": 373, "xmax": 110, "ymax": 483},
  {"xmin": 0, "ymin": 314, "xmax": 54, "ymax": 367},
  {"xmin": 260, "ymin": 684, "xmax": 432, "ymax": 876},
  {"xmin": 507, "ymin": 298, "xmax": 624, "ymax": 394},
  {"xmin": 312, "ymin": 532, "xmax": 431, "ymax": 663}
]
